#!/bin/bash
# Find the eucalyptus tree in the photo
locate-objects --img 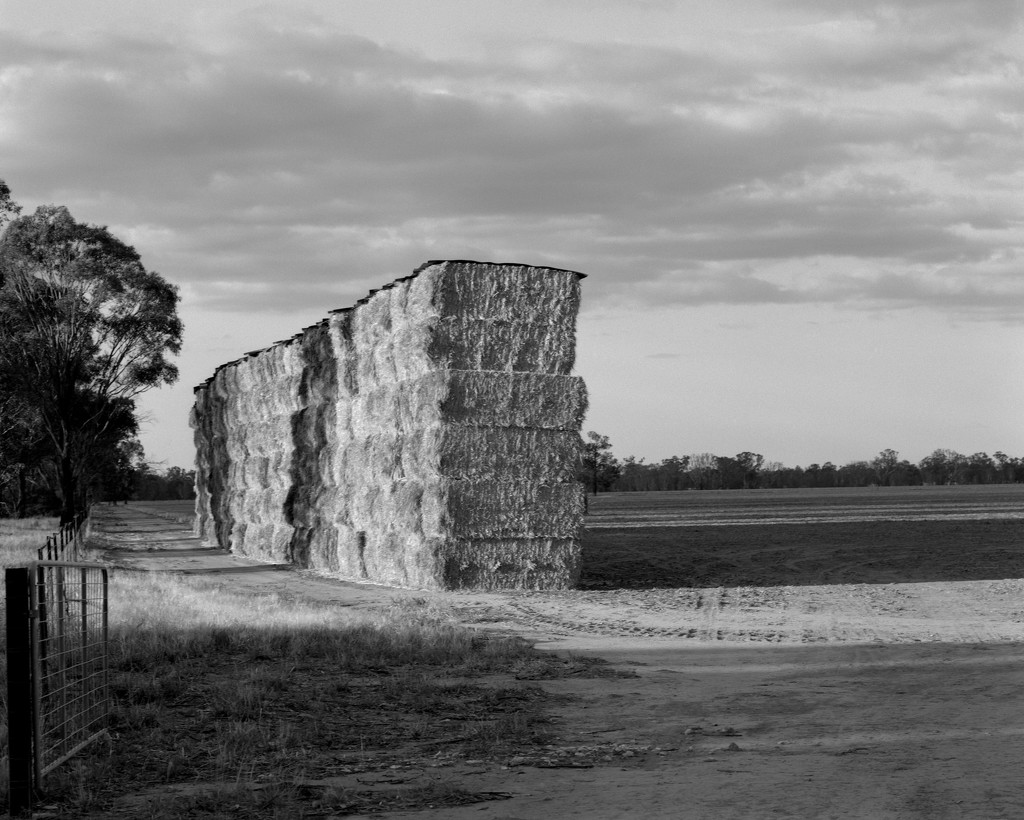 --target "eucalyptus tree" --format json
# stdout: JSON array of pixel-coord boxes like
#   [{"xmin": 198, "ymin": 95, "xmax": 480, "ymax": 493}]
[
  {"xmin": 580, "ymin": 431, "xmax": 621, "ymax": 494},
  {"xmin": 687, "ymin": 452, "xmax": 718, "ymax": 490},
  {"xmin": 734, "ymin": 451, "xmax": 764, "ymax": 489},
  {"xmin": 0, "ymin": 196, "xmax": 182, "ymax": 521}
]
